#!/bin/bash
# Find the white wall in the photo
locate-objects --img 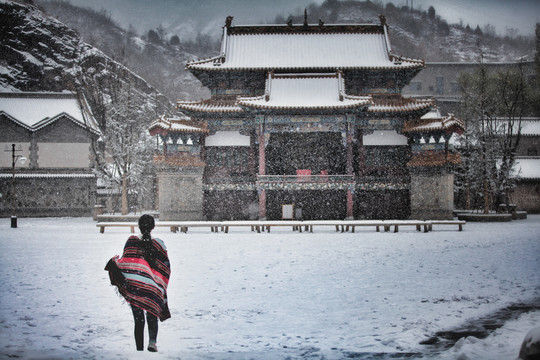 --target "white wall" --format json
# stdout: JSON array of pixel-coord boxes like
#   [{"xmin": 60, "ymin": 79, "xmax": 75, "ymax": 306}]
[{"xmin": 38, "ymin": 143, "xmax": 91, "ymax": 168}]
